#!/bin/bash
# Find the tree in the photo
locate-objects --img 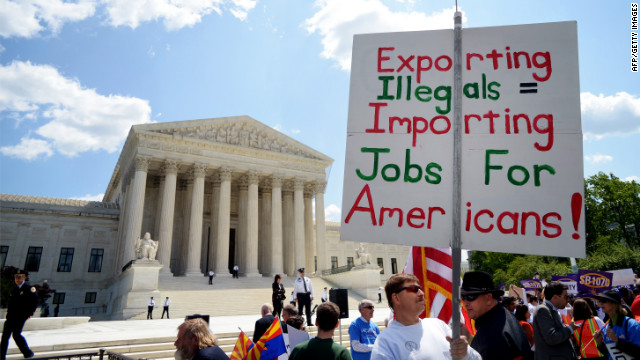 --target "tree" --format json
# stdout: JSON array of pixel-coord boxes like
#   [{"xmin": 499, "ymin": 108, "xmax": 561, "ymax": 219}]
[
  {"xmin": 585, "ymin": 172, "xmax": 640, "ymax": 249},
  {"xmin": 469, "ymin": 172, "xmax": 640, "ymax": 281}
]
